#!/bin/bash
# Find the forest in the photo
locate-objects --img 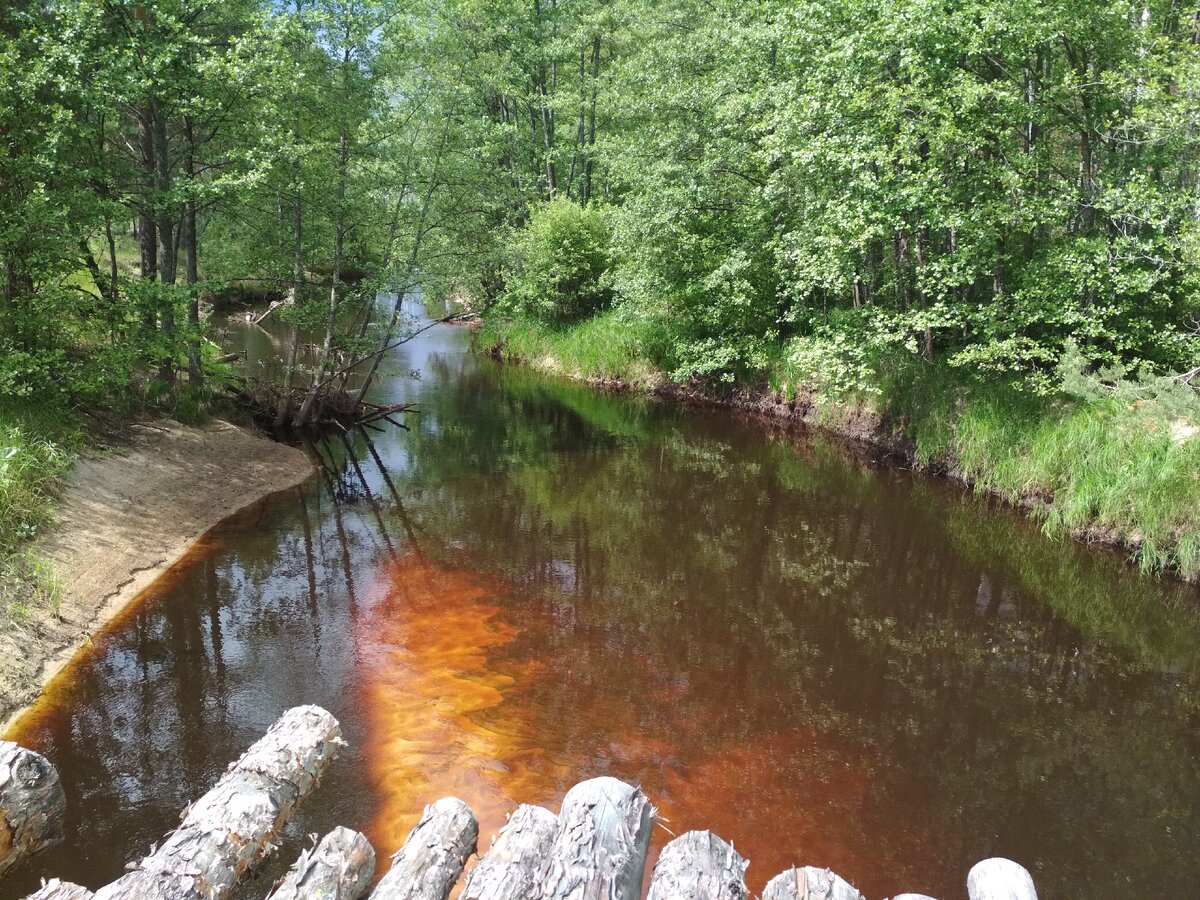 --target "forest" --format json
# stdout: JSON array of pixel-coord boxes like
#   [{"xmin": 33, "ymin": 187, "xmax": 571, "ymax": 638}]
[{"xmin": 2, "ymin": 0, "xmax": 1200, "ymax": 580}]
